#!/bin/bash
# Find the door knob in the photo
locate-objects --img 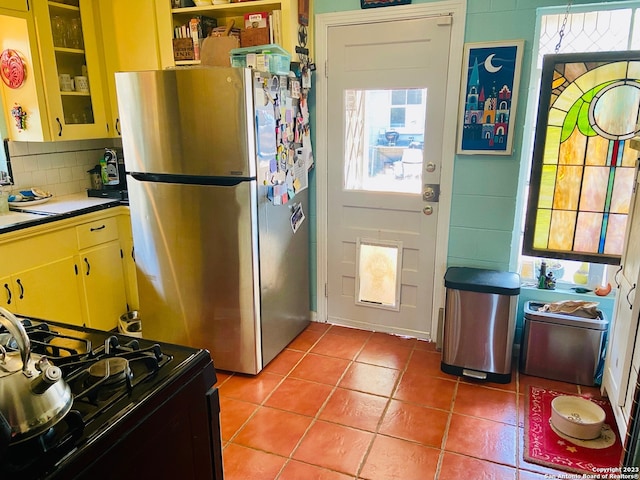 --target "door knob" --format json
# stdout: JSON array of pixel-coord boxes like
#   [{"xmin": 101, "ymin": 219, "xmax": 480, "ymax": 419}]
[{"xmin": 423, "ymin": 205, "xmax": 433, "ymax": 215}]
